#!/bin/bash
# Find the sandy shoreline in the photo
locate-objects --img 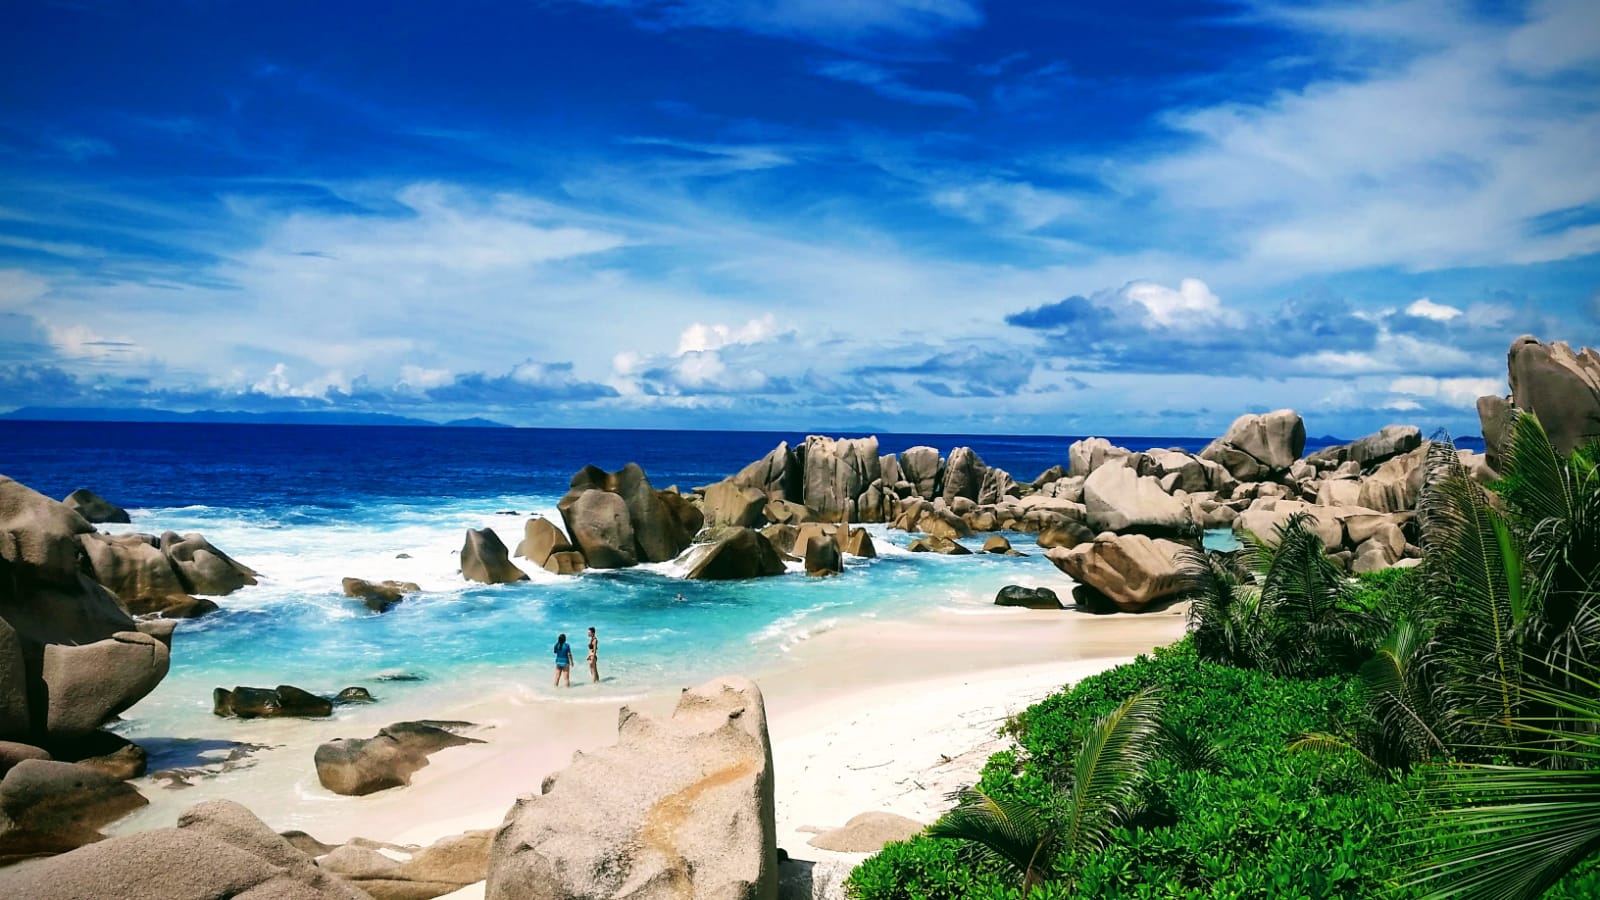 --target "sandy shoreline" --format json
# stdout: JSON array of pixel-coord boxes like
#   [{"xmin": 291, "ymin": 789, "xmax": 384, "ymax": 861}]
[{"xmin": 106, "ymin": 597, "xmax": 1187, "ymax": 877}]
